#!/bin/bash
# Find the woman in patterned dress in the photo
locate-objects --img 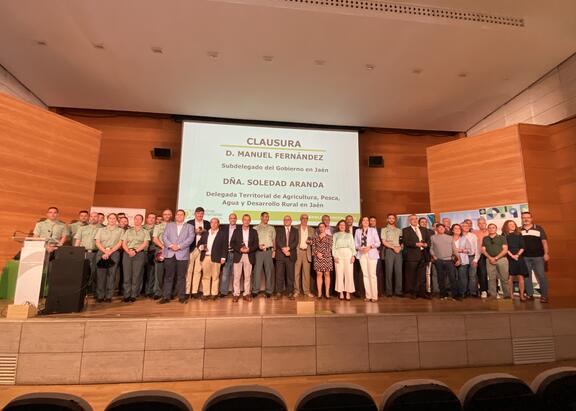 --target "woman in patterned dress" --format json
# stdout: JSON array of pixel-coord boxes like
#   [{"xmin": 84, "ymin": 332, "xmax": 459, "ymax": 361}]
[{"xmin": 311, "ymin": 222, "xmax": 334, "ymax": 299}]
